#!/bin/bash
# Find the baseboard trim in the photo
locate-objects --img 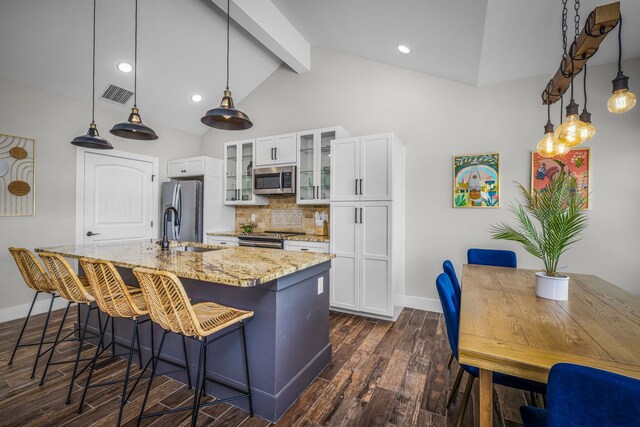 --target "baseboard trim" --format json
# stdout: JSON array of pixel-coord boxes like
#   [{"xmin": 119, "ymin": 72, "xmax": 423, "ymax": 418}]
[
  {"xmin": 404, "ymin": 295, "xmax": 442, "ymax": 313},
  {"xmin": 0, "ymin": 295, "xmax": 69, "ymax": 323}
]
